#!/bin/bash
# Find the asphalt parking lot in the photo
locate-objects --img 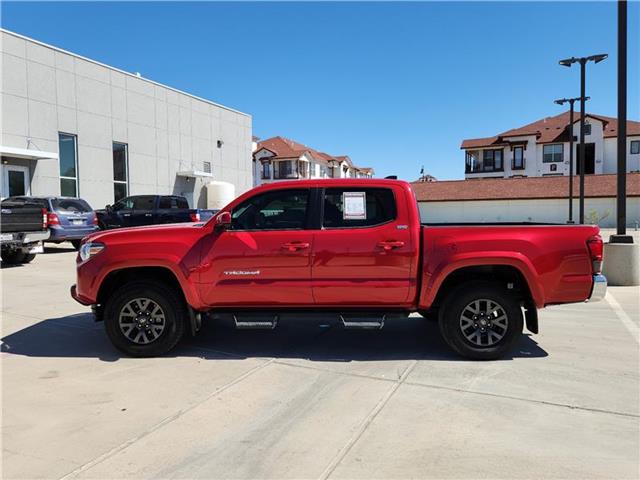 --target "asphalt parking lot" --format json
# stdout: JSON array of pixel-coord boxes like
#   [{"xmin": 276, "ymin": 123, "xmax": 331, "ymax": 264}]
[{"xmin": 2, "ymin": 244, "xmax": 639, "ymax": 479}]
